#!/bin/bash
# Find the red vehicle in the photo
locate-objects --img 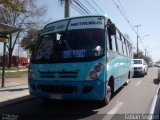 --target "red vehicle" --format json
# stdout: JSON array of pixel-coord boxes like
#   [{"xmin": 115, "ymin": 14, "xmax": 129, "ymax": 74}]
[{"xmin": 18, "ymin": 57, "xmax": 28, "ymax": 66}]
